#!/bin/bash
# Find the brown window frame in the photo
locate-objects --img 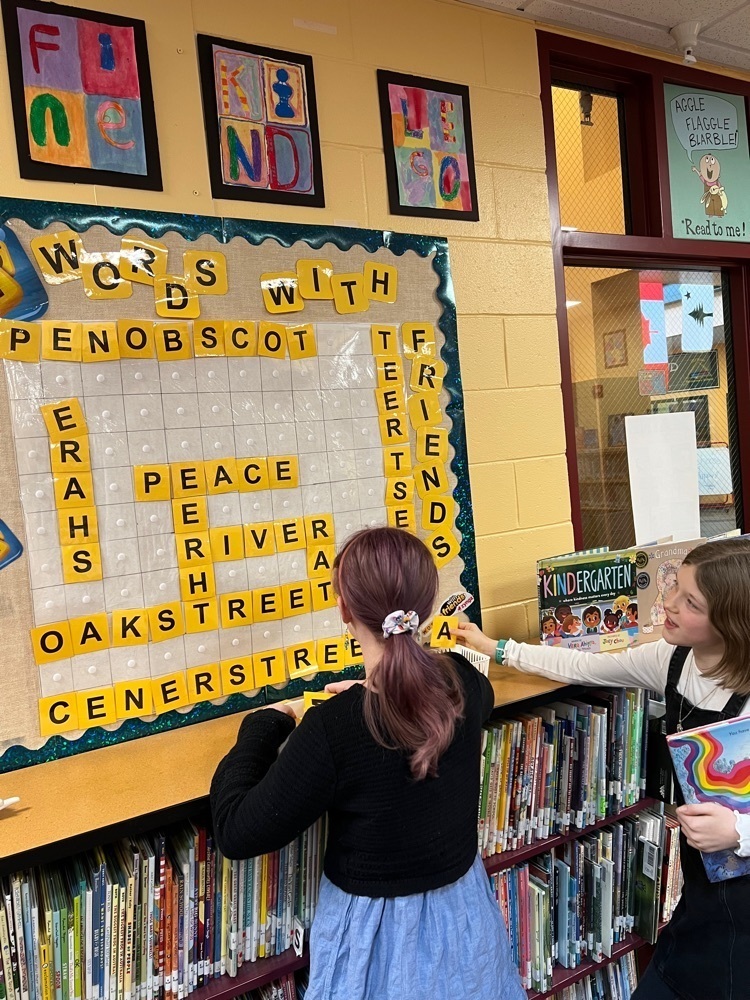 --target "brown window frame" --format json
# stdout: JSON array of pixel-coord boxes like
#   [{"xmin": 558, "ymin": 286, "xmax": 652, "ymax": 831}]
[{"xmin": 538, "ymin": 31, "xmax": 750, "ymax": 547}]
